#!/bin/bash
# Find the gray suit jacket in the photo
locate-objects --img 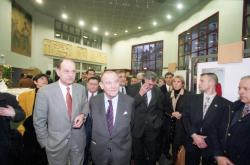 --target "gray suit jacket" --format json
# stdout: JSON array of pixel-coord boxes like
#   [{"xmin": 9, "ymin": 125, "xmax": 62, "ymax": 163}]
[
  {"xmin": 33, "ymin": 81, "xmax": 89, "ymax": 152},
  {"xmin": 90, "ymin": 93, "xmax": 134, "ymax": 165}
]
